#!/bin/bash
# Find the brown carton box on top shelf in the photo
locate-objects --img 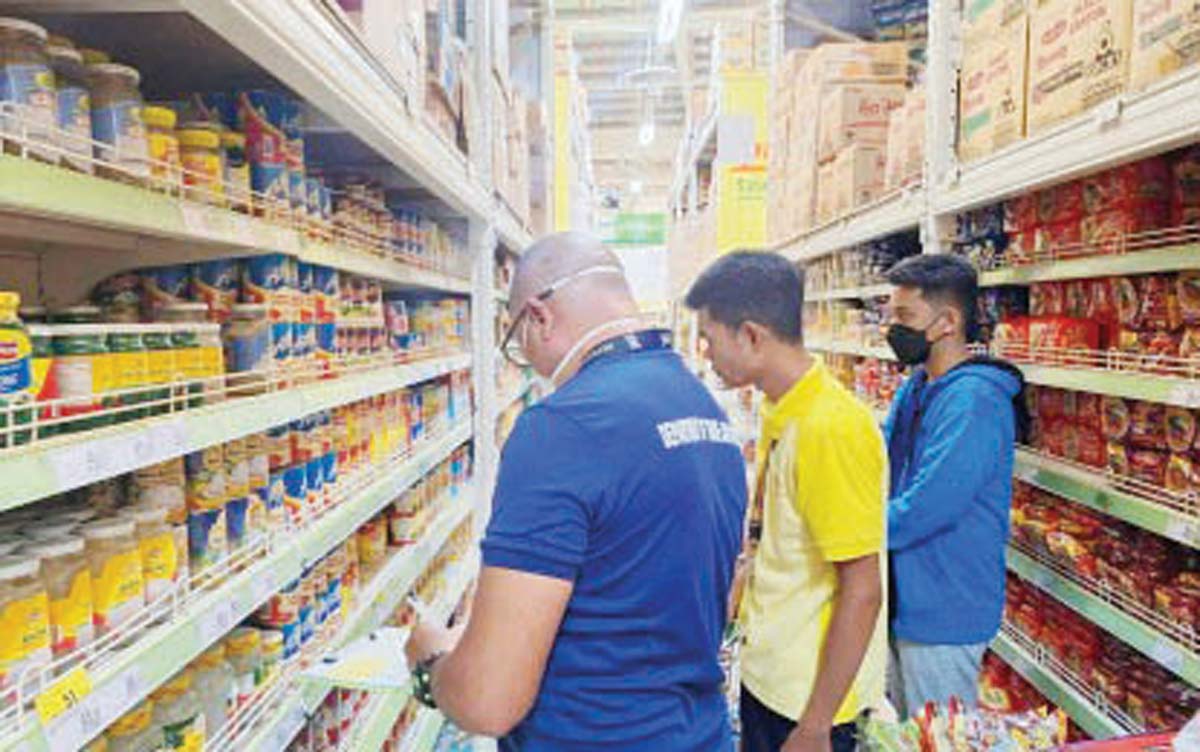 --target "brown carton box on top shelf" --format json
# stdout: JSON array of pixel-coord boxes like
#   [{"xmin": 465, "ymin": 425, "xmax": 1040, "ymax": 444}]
[
  {"xmin": 1027, "ymin": 0, "xmax": 1133, "ymax": 135},
  {"xmin": 959, "ymin": 11, "xmax": 1028, "ymax": 161},
  {"xmin": 817, "ymin": 82, "xmax": 906, "ymax": 163},
  {"xmin": 832, "ymin": 143, "xmax": 888, "ymax": 216},
  {"xmin": 902, "ymin": 89, "xmax": 926, "ymax": 183},
  {"xmin": 963, "ymin": 0, "xmax": 1029, "ymax": 41},
  {"xmin": 1129, "ymin": 0, "xmax": 1200, "ymax": 91}
]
